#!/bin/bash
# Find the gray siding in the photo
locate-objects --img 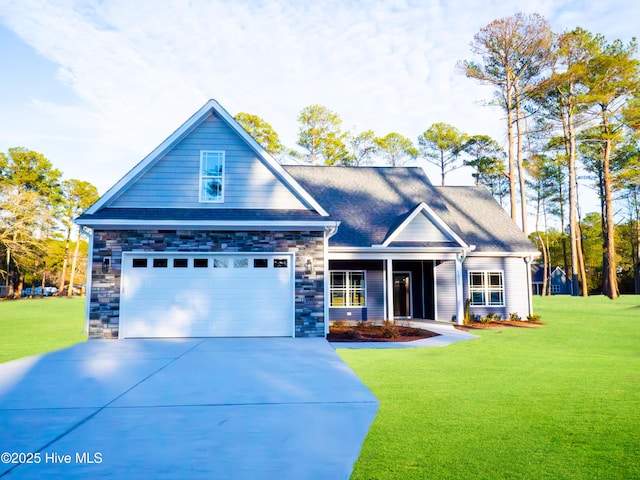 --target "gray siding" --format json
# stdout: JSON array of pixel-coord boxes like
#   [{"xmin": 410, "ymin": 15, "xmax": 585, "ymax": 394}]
[
  {"xmin": 328, "ymin": 262, "xmax": 385, "ymax": 322},
  {"xmin": 463, "ymin": 256, "xmax": 530, "ymax": 319},
  {"xmin": 435, "ymin": 260, "xmax": 456, "ymax": 321},
  {"xmin": 394, "ymin": 213, "xmax": 451, "ymax": 243},
  {"xmin": 111, "ymin": 113, "xmax": 307, "ymax": 209}
]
